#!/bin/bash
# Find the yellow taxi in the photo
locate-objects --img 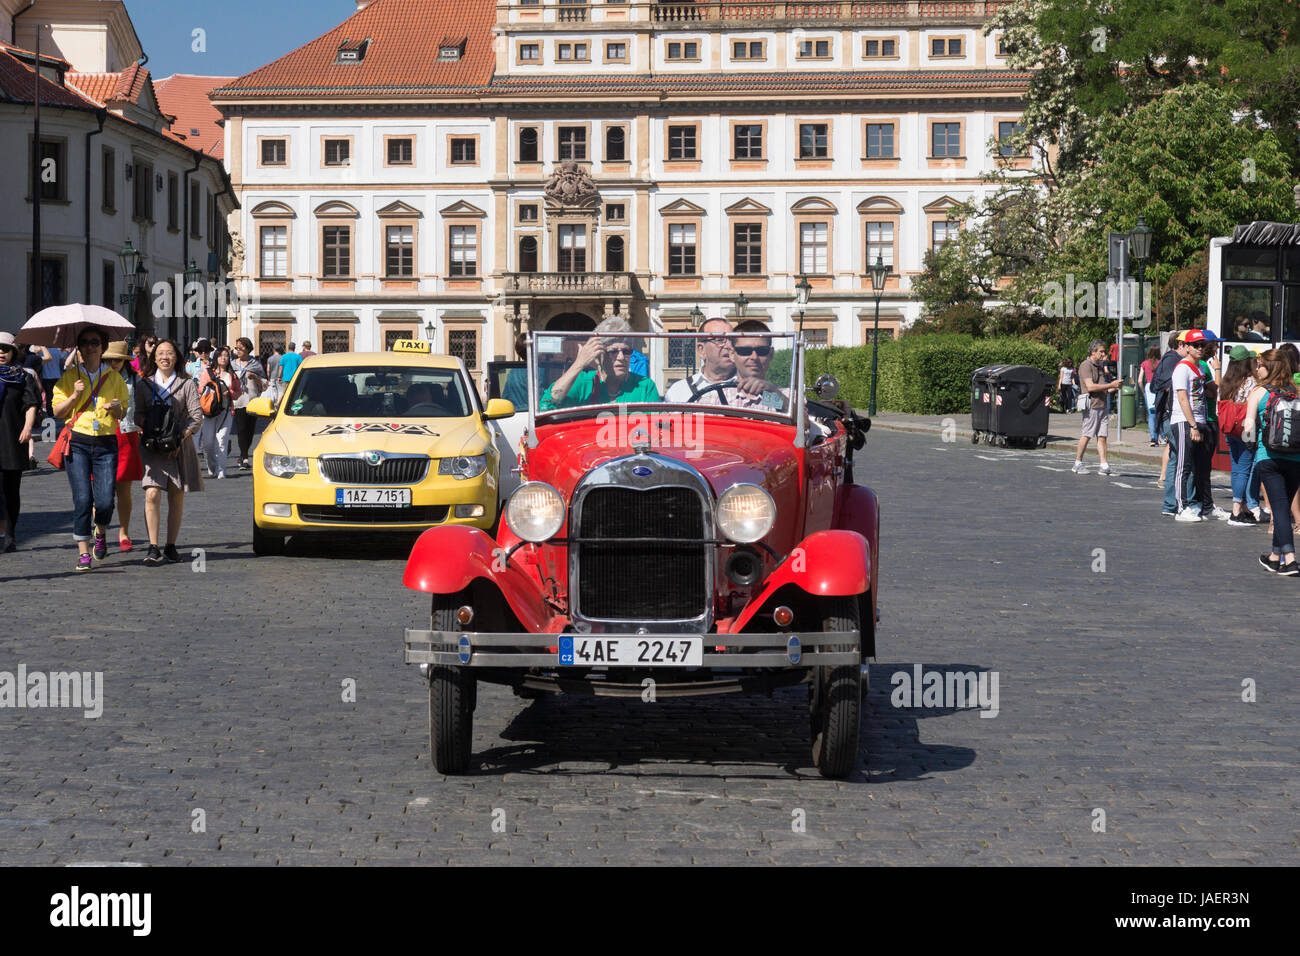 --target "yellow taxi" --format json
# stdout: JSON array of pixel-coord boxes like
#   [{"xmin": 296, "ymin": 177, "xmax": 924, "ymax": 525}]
[{"xmin": 247, "ymin": 342, "xmax": 514, "ymax": 555}]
